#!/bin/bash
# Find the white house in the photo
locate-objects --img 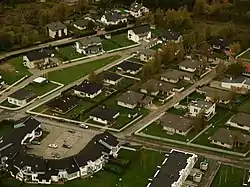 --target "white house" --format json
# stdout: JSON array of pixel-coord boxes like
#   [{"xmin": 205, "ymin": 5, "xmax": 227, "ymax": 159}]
[
  {"xmin": 73, "ymin": 19, "xmax": 89, "ymax": 30},
  {"xmin": 226, "ymin": 112, "xmax": 250, "ymax": 131},
  {"xmin": 100, "ymin": 11, "xmax": 127, "ymax": 25},
  {"xmin": 188, "ymin": 100, "xmax": 216, "ymax": 120},
  {"xmin": 127, "ymin": 25, "xmax": 151, "ymax": 43},
  {"xmin": 221, "ymin": 76, "xmax": 250, "ymax": 91},
  {"xmin": 46, "ymin": 22, "xmax": 67, "ymax": 39},
  {"xmin": 102, "ymin": 71, "xmax": 123, "ymax": 86},
  {"xmin": 139, "ymin": 49, "xmax": 155, "ymax": 62},
  {"xmin": 117, "ymin": 60, "xmax": 142, "ymax": 75},
  {"xmin": 75, "ymin": 36, "xmax": 103, "ymax": 55},
  {"xmin": 89, "ymin": 105, "xmax": 120, "ymax": 125},
  {"xmin": 7, "ymin": 89, "xmax": 36, "ymax": 107},
  {"xmin": 147, "ymin": 150, "xmax": 197, "ymax": 187},
  {"xmin": 129, "ymin": 1, "xmax": 149, "ymax": 18},
  {"xmin": 178, "ymin": 59, "xmax": 203, "ymax": 73},
  {"xmin": 74, "ymin": 81, "xmax": 102, "ymax": 99},
  {"xmin": 158, "ymin": 29, "xmax": 183, "ymax": 44}
]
